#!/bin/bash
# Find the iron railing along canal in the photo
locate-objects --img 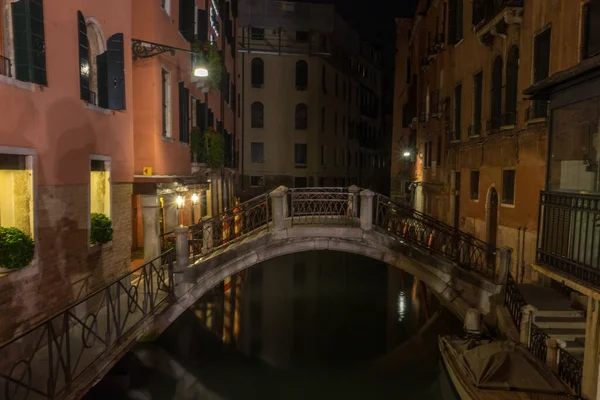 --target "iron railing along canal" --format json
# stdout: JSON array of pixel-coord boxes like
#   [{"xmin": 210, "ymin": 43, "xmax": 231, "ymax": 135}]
[{"xmin": 0, "ymin": 250, "xmax": 175, "ymax": 400}]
